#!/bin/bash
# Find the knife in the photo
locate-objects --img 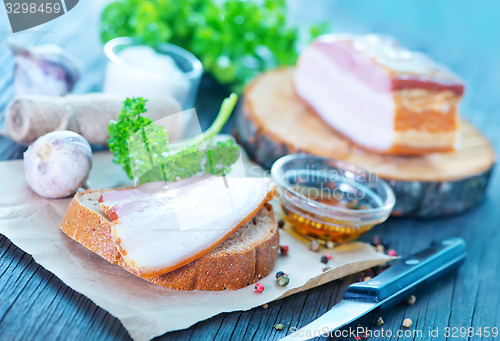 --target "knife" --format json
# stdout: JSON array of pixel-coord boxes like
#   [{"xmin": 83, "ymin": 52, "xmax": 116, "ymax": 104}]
[{"xmin": 280, "ymin": 237, "xmax": 466, "ymax": 341}]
